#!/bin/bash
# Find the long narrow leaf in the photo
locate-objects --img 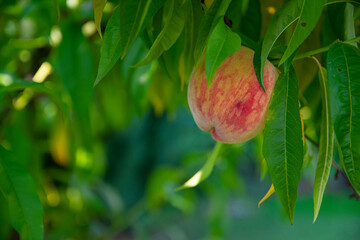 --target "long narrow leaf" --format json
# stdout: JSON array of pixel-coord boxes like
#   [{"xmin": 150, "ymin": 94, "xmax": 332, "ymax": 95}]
[
  {"xmin": 95, "ymin": 0, "xmax": 165, "ymax": 85},
  {"xmin": 0, "ymin": 76, "xmax": 64, "ymax": 111},
  {"xmin": 0, "ymin": 146, "xmax": 44, "ymax": 240},
  {"xmin": 133, "ymin": 0, "xmax": 185, "ymax": 67},
  {"xmin": 120, "ymin": 0, "xmax": 165, "ymax": 59},
  {"xmin": 0, "ymin": 78, "xmax": 48, "ymax": 99},
  {"xmin": 56, "ymin": 23, "xmax": 94, "ymax": 149},
  {"xmin": 279, "ymin": 0, "xmax": 326, "ymax": 65},
  {"xmin": 313, "ymin": 62, "xmax": 334, "ymax": 223},
  {"xmin": 327, "ymin": 42, "xmax": 360, "ymax": 194},
  {"xmin": 92, "ymin": 0, "xmax": 107, "ymax": 39},
  {"xmin": 344, "ymin": 3, "xmax": 357, "ymax": 47},
  {"xmin": 193, "ymin": 0, "xmax": 232, "ymax": 62},
  {"xmin": 263, "ymin": 66, "xmax": 303, "ymax": 224},
  {"xmin": 182, "ymin": 0, "xmax": 203, "ymax": 82},
  {"xmin": 254, "ymin": 0, "xmax": 303, "ymax": 91}
]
